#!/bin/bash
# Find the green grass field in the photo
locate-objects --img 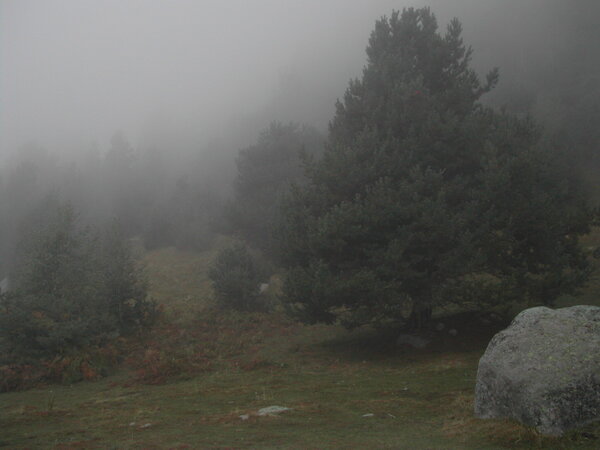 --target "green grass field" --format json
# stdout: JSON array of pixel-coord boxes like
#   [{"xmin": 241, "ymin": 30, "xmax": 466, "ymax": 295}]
[{"xmin": 2, "ymin": 233, "xmax": 600, "ymax": 449}]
